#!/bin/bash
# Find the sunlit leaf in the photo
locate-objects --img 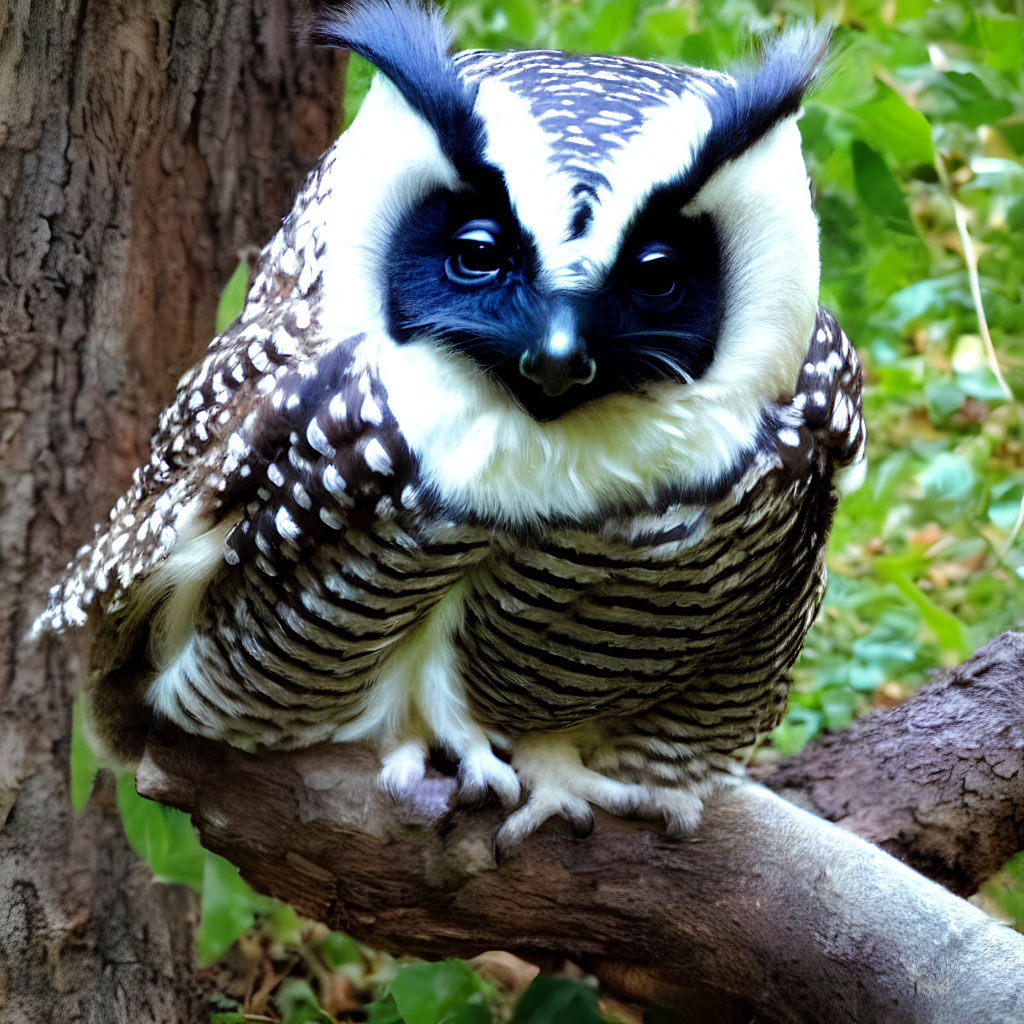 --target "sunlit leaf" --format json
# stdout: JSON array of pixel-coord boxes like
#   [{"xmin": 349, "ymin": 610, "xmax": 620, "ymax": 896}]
[
  {"xmin": 976, "ymin": 11, "xmax": 1024, "ymax": 72},
  {"xmin": 851, "ymin": 85, "xmax": 935, "ymax": 166},
  {"xmin": 215, "ymin": 259, "xmax": 248, "ymax": 334},
  {"xmin": 389, "ymin": 959, "xmax": 495, "ymax": 1024}
]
